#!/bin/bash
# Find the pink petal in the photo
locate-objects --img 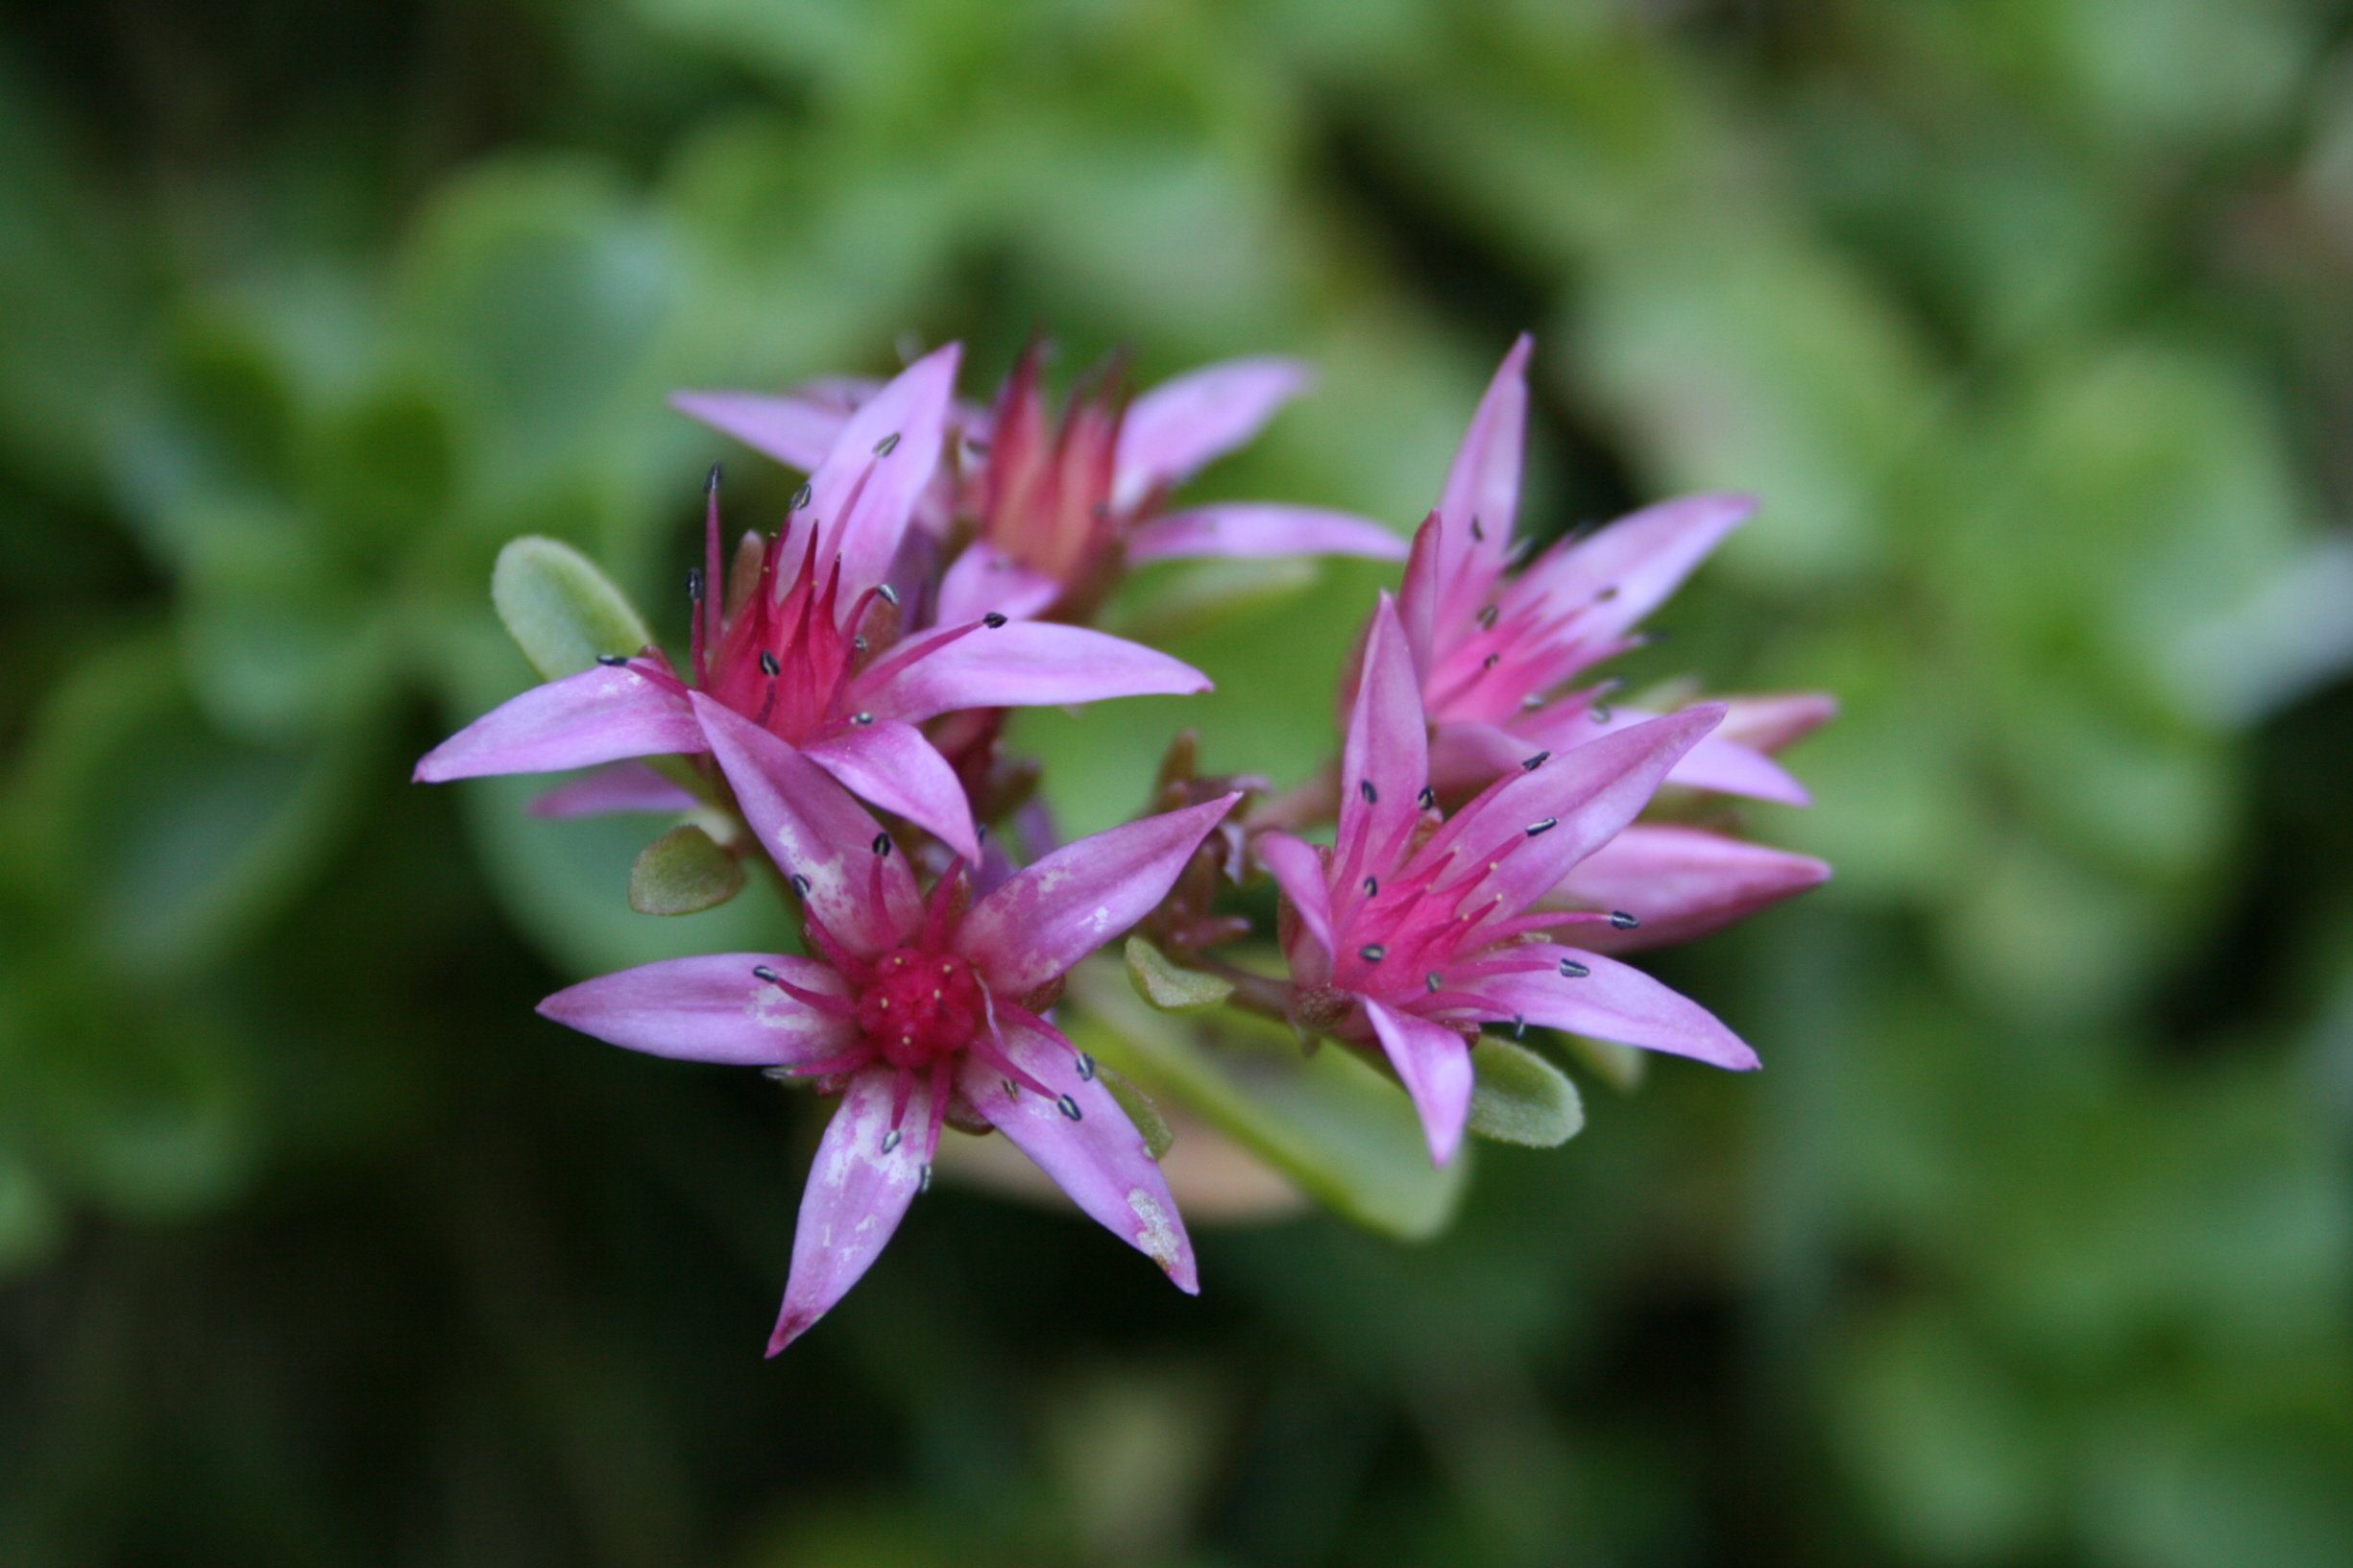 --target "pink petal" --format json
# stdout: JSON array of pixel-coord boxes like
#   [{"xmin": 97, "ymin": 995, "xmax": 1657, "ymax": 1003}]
[
  {"xmin": 934, "ymin": 541, "xmax": 1063, "ymax": 625},
  {"xmin": 769, "ymin": 1066, "xmax": 941, "ymax": 1353},
  {"xmin": 958, "ymin": 1016, "xmax": 1197, "ymax": 1291},
  {"xmin": 538, "ymin": 954, "xmax": 855, "ymax": 1066},
  {"xmin": 668, "ymin": 379, "xmax": 872, "ymax": 471},
  {"xmin": 1363, "ymin": 999, "xmax": 1475, "ymax": 1167},
  {"xmin": 1426, "ymin": 706, "xmax": 1724, "ymax": 917},
  {"xmin": 1425, "ymin": 717, "xmax": 1538, "ymax": 795},
  {"xmin": 413, "ymin": 664, "xmax": 705, "ymax": 783},
  {"xmin": 526, "ymin": 761, "xmax": 700, "ymax": 819},
  {"xmin": 1112, "ymin": 356, "xmax": 1311, "ymax": 510},
  {"xmin": 1255, "ymin": 832, "xmax": 1335, "ymax": 974},
  {"xmin": 851, "ymin": 621, "xmax": 1210, "ymax": 726},
  {"xmin": 1718, "ymin": 691, "xmax": 1838, "ymax": 754},
  {"xmin": 1428, "ymin": 335, "xmax": 1532, "ymax": 630},
  {"xmin": 801, "ymin": 720, "xmax": 981, "ymax": 864},
  {"xmin": 800, "ymin": 343, "xmax": 962, "ymax": 603},
  {"xmin": 1511, "ymin": 492, "xmax": 1753, "ymax": 648},
  {"xmin": 1455, "ymin": 946, "xmax": 1758, "ymax": 1071},
  {"xmin": 691, "ymin": 693, "xmax": 919, "ymax": 958},
  {"xmin": 957, "ymin": 794, "xmax": 1240, "ymax": 998},
  {"xmin": 1126, "ymin": 504, "xmax": 1408, "ymax": 566},
  {"xmin": 1542, "ymin": 706, "xmax": 1809, "ymax": 806},
  {"xmin": 1544, "ymin": 825, "xmax": 1831, "ymax": 953},
  {"xmin": 1335, "ymin": 596, "xmax": 1430, "ymax": 878}
]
